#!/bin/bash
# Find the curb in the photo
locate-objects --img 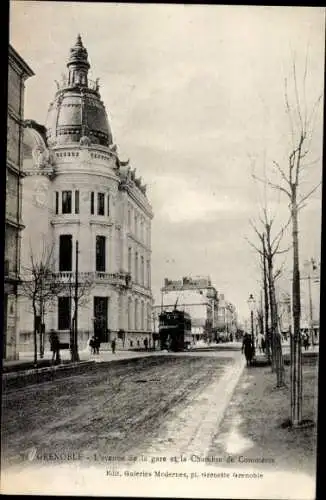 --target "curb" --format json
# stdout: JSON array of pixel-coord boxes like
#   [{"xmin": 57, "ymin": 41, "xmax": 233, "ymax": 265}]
[
  {"xmin": 2, "ymin": 355, "xmax": 166, "ymax": 390},
  {"xmin": 3, "ymin": 360, "xmax": 95, "ymax": 380},
  {"xmin": 189, "ymin": 357, "xmax": 246, "ymax": 455}
]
